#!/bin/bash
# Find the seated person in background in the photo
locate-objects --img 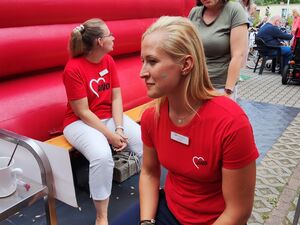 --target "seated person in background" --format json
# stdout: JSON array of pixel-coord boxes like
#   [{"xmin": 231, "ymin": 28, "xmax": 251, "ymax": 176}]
[
  {"xmin": 62, "ymin": 18, "xmax": 142, "ymax": 225},
  {"xmin": 256, "ymin": 15, "xmax": 293, "ymax": 67},
  {"xmin": 139, "ymin": 16, "xmax": 258, "ymax": 225}
]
